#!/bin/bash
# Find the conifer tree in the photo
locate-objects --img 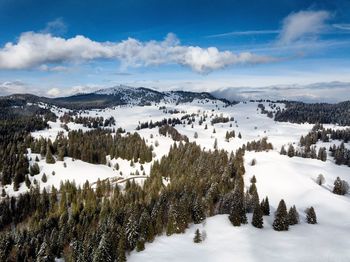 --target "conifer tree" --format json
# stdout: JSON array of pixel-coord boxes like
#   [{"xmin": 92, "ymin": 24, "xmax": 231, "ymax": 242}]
[
  {"xmin": 41, "ymin": 173, "xmax": 47, "ymax": 183},
  {"xmin": 287, "ymin": 205, "xmax": 299, "ymax": 225},
  {"xmin": 273, "ymin": 199, "xmax": 289, "ymax": 231},
  {"xmin": 316, "ymin": 174, "xmax": 325, "ymax": 186},
  {"xmin": 306, "ymin": 207, "xmax": 317, "ymax": 224},
  {"xmin": 93, "ymin": 234, "xmax": 113, "ymax": 262},
  {"xmin": 192, "ymin": 197, "xmax": 205, "ymax": 224},
  {"xmin": 117, "ymin": 233, "xmax": 126, "ymax": 262},
  {"xmin": 45, "ymin": 144, "xmax": 55, "ymax": 164},
  {"xmin": 193, "ymin": 229, "xmax": 202, "ymax": 243},
  {"xmin": 252, "ymin": 203, "xmax": 263, "ymax": 228},
  {"xmin": 280, "ymin": 145, "xmax": 287, "ymax": 155},
  {"xmin": 287, "ymin": 144, "xmax": 295, "ymax": 157},
  {"xmin": 262, "ymin": 197, "xmax": 270, "ymax": 216}
]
